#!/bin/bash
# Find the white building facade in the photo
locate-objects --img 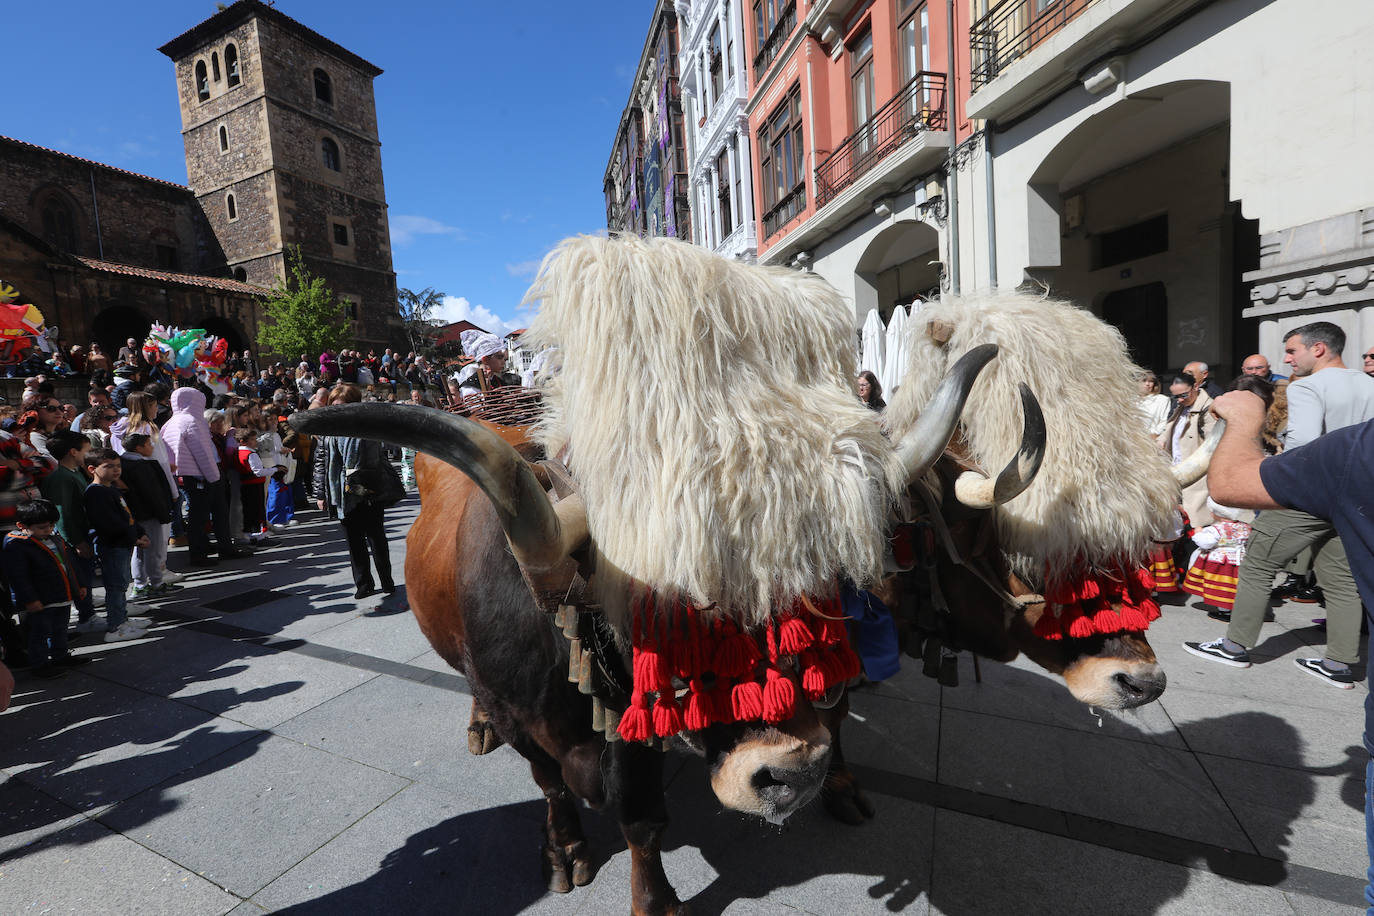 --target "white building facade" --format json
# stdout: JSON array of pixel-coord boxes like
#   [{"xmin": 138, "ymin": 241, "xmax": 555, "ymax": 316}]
[
  {"xmin": 952, "ymin": 0, "xmax": 1374, "ymax": 376},
  {"xmin": 677, "ymin": 0, "xmax": 758, "ymax": 261}
]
